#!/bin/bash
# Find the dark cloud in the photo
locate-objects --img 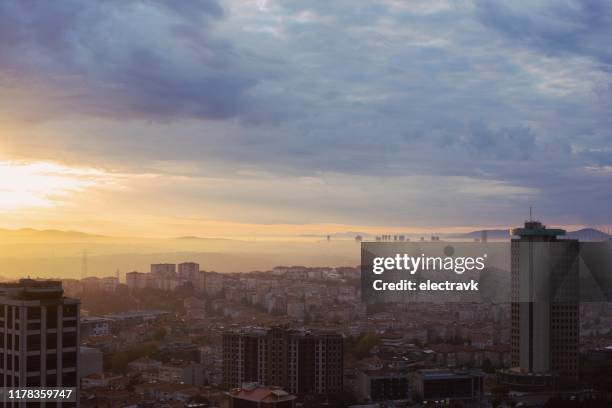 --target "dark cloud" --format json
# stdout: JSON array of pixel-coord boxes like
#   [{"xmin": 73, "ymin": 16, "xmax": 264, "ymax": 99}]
[
  {"xmin": 464, "ymin": 123, "xmax": 536, "ymax": 160},
  {"xmin": 151, "ymin": 0, "xmax": 224, "ymax": 19},
  {"xmin": 0, "ymin": 0, "xmax": 611, "ymax": 227},
  {"xmin": 476, "ymin": 0, "xmax": 612, "ymax": 66},
  {"xmin": 0, "ymin": 0, "xmax": 275, "ymax": 121}
]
